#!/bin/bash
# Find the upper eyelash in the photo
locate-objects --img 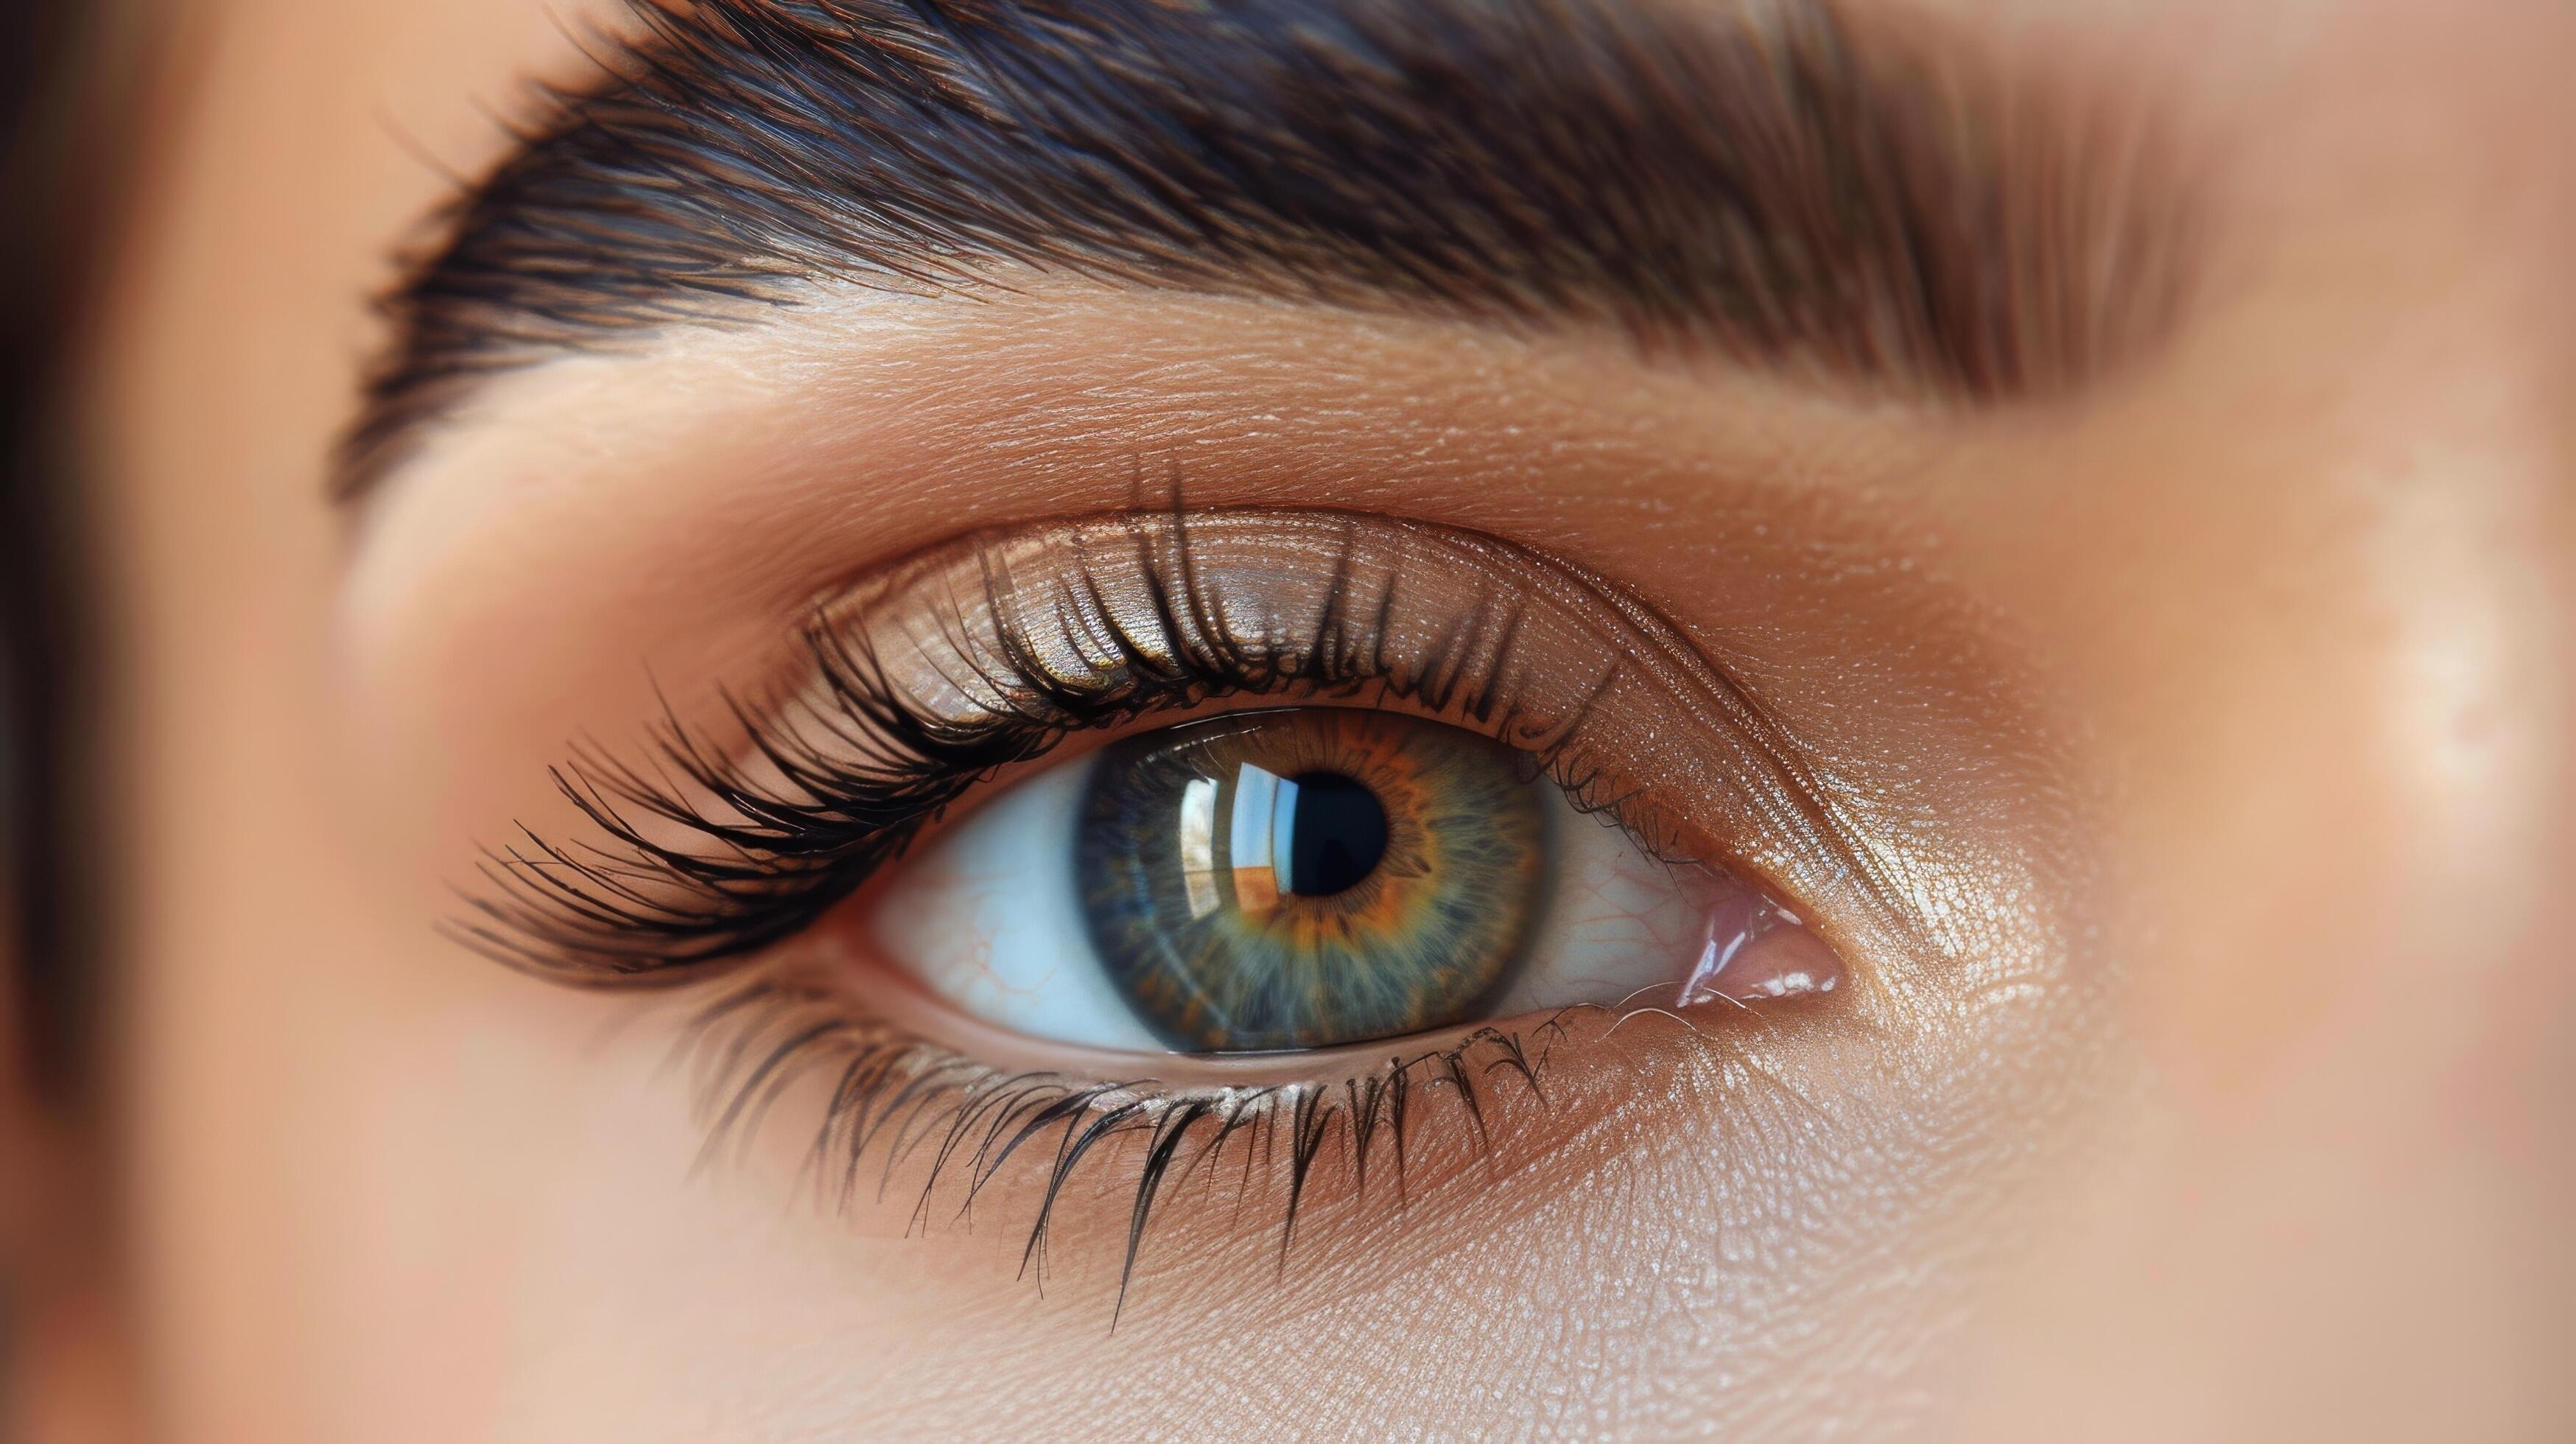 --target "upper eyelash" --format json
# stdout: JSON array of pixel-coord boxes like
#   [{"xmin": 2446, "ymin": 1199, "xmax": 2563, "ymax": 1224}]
[{"xmin": 449, "ymin": 508, "xmax": 1643, "ymax": 986}]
